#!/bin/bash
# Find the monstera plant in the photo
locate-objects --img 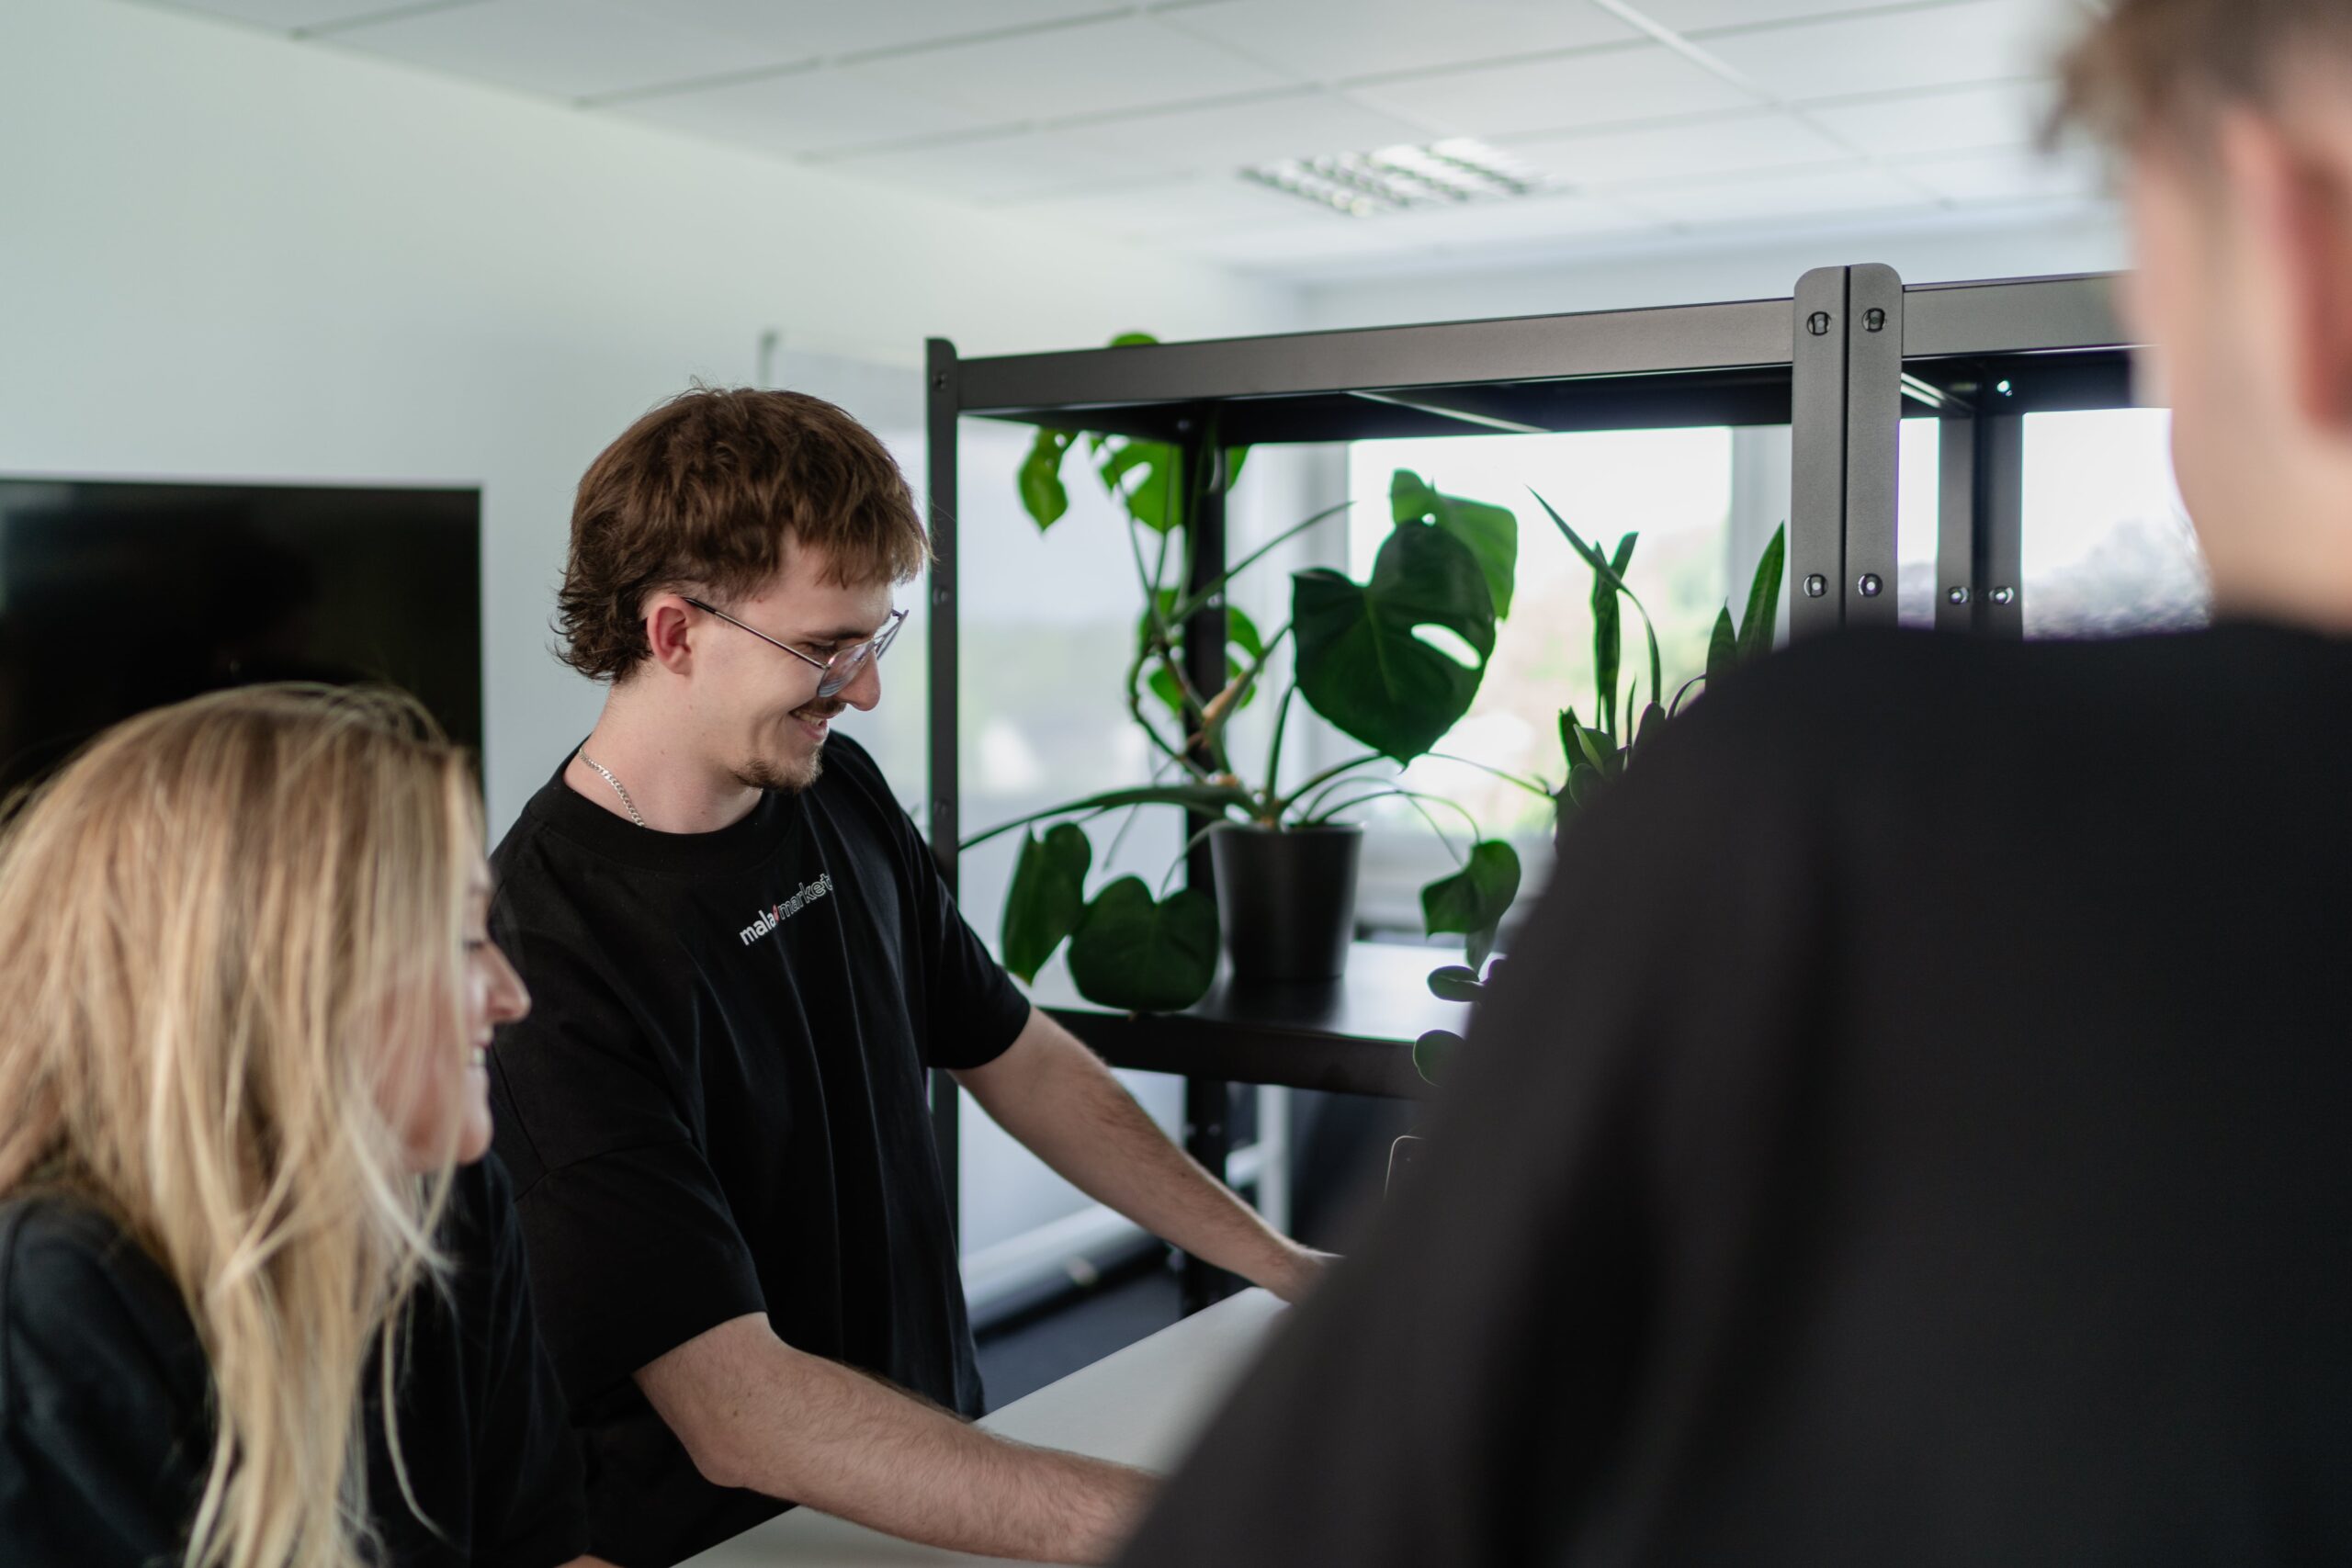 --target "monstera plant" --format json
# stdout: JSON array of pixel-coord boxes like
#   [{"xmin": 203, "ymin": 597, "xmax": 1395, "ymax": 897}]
[
  {"xmin": 1412, "ymin": 503, "xmax": 1789, "ymax": 1085},
  {"xmin": 963, "ymin": 338, "xmax": 1526, "ymax": 1013}
]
